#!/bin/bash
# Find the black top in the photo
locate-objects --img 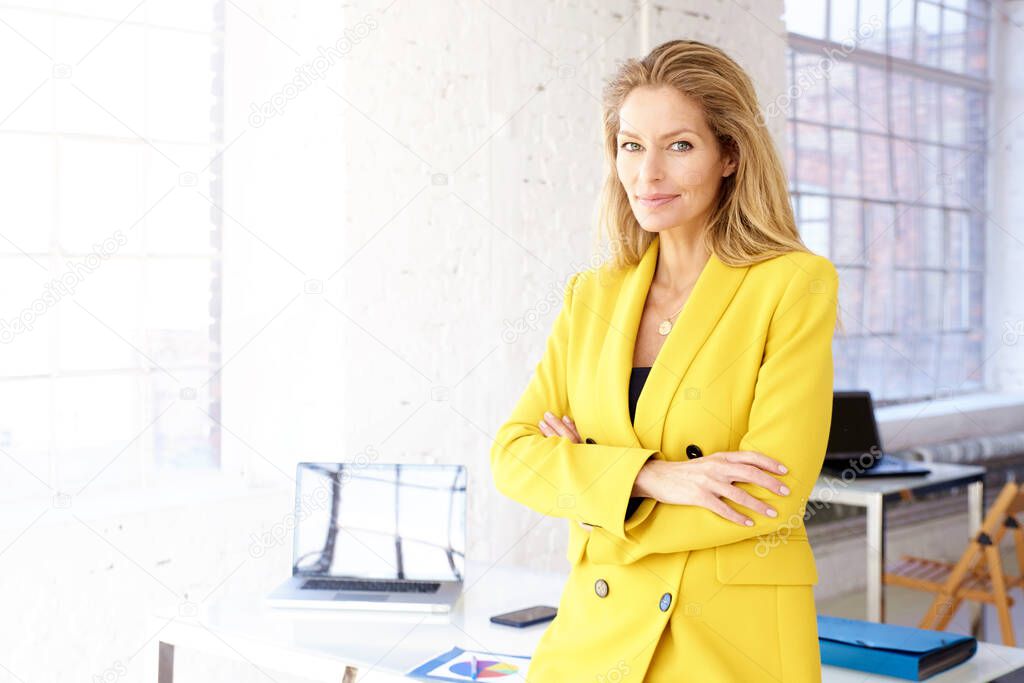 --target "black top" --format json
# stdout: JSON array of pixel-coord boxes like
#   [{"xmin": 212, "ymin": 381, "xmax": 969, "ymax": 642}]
[
  {"xmin": 625, "ymin": 366, "xmax": 652, "ymax": 521},
  {"xmin": 628, "ymin": 366, "xmax": 652, "ymax": 424}
]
